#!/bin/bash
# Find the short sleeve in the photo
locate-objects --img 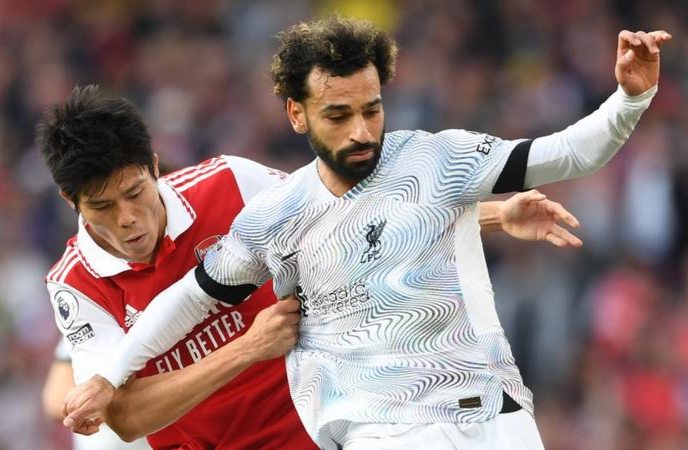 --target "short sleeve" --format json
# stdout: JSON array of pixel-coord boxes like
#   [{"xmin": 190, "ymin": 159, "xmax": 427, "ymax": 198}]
[
  {"xmin": 47, "ymin": 282, "xmax": 125, "ymax": 384},
  {"xmin": 202, "ymin": 228, "xmax": 271, "ymax": 289},
  {"xmin": 220, "ymin": 155, "xmax": 288, "ymax": 203},
  {"xmin": 421, "ymin": 129, "xmax": 523, "ymax": 204}
]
